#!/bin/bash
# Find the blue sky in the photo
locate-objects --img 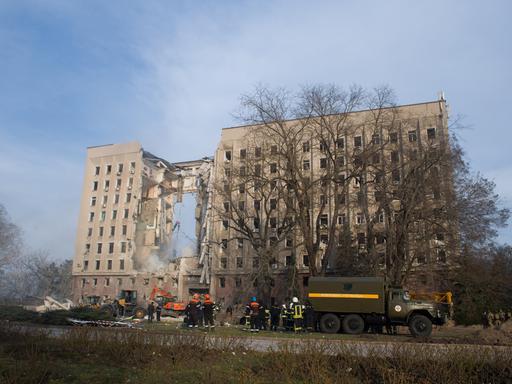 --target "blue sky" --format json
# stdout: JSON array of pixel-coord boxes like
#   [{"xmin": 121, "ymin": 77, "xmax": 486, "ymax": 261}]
[{"xmin": 0, "ymin": 0, "xmax": 510, "ymax": 260}]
